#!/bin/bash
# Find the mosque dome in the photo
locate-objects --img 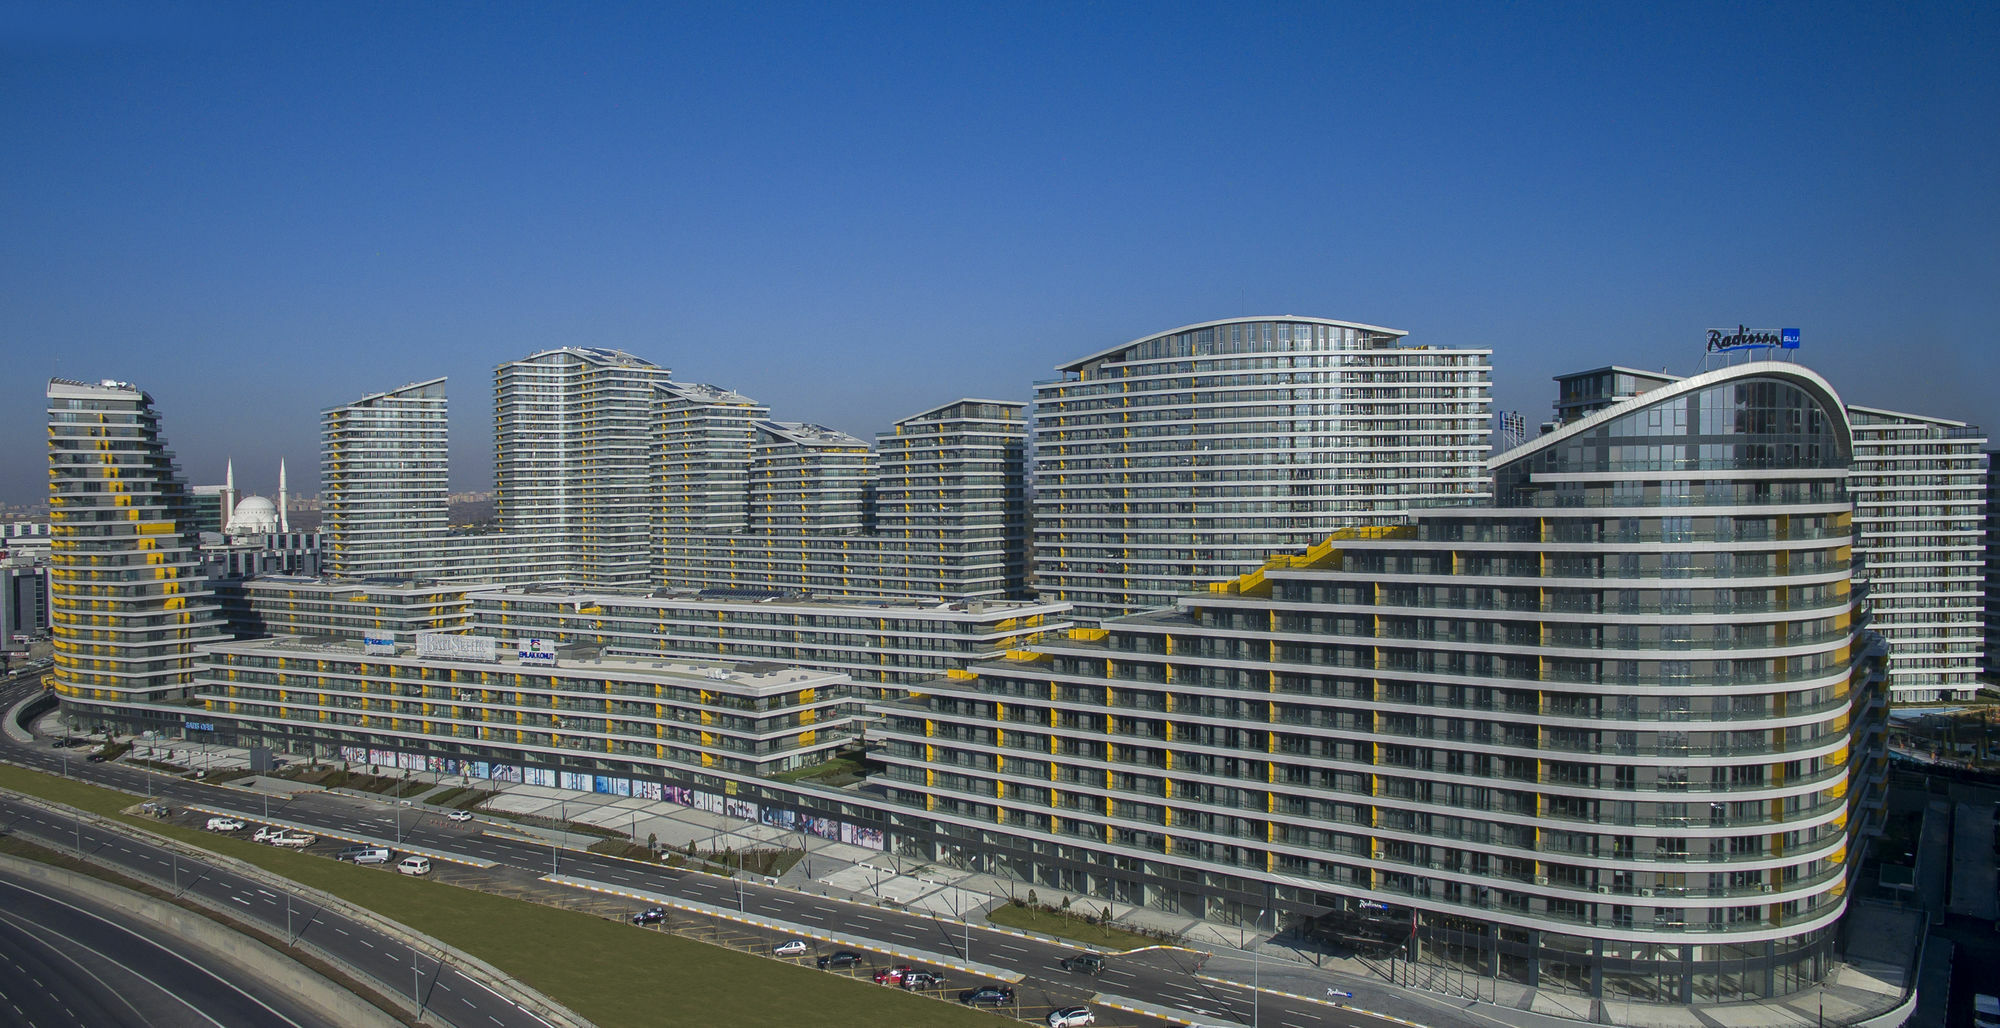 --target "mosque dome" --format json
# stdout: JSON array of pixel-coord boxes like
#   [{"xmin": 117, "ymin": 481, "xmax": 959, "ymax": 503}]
[{"xmin": 226, "ymin": 495, "xmax": 280, "ymax": 535}]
